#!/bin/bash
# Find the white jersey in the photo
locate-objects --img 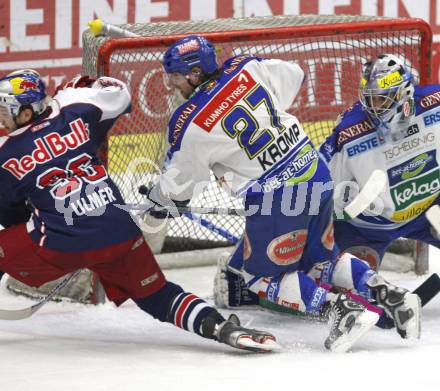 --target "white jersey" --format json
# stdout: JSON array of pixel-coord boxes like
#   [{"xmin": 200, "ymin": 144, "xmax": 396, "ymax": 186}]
[
  {"xmin": 320, "ymin": 84, "xmax": 440, "ymax": 230},
  {"xmin": 158, "ymin": 56, "xmax": 324, "ymax": 202}
]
